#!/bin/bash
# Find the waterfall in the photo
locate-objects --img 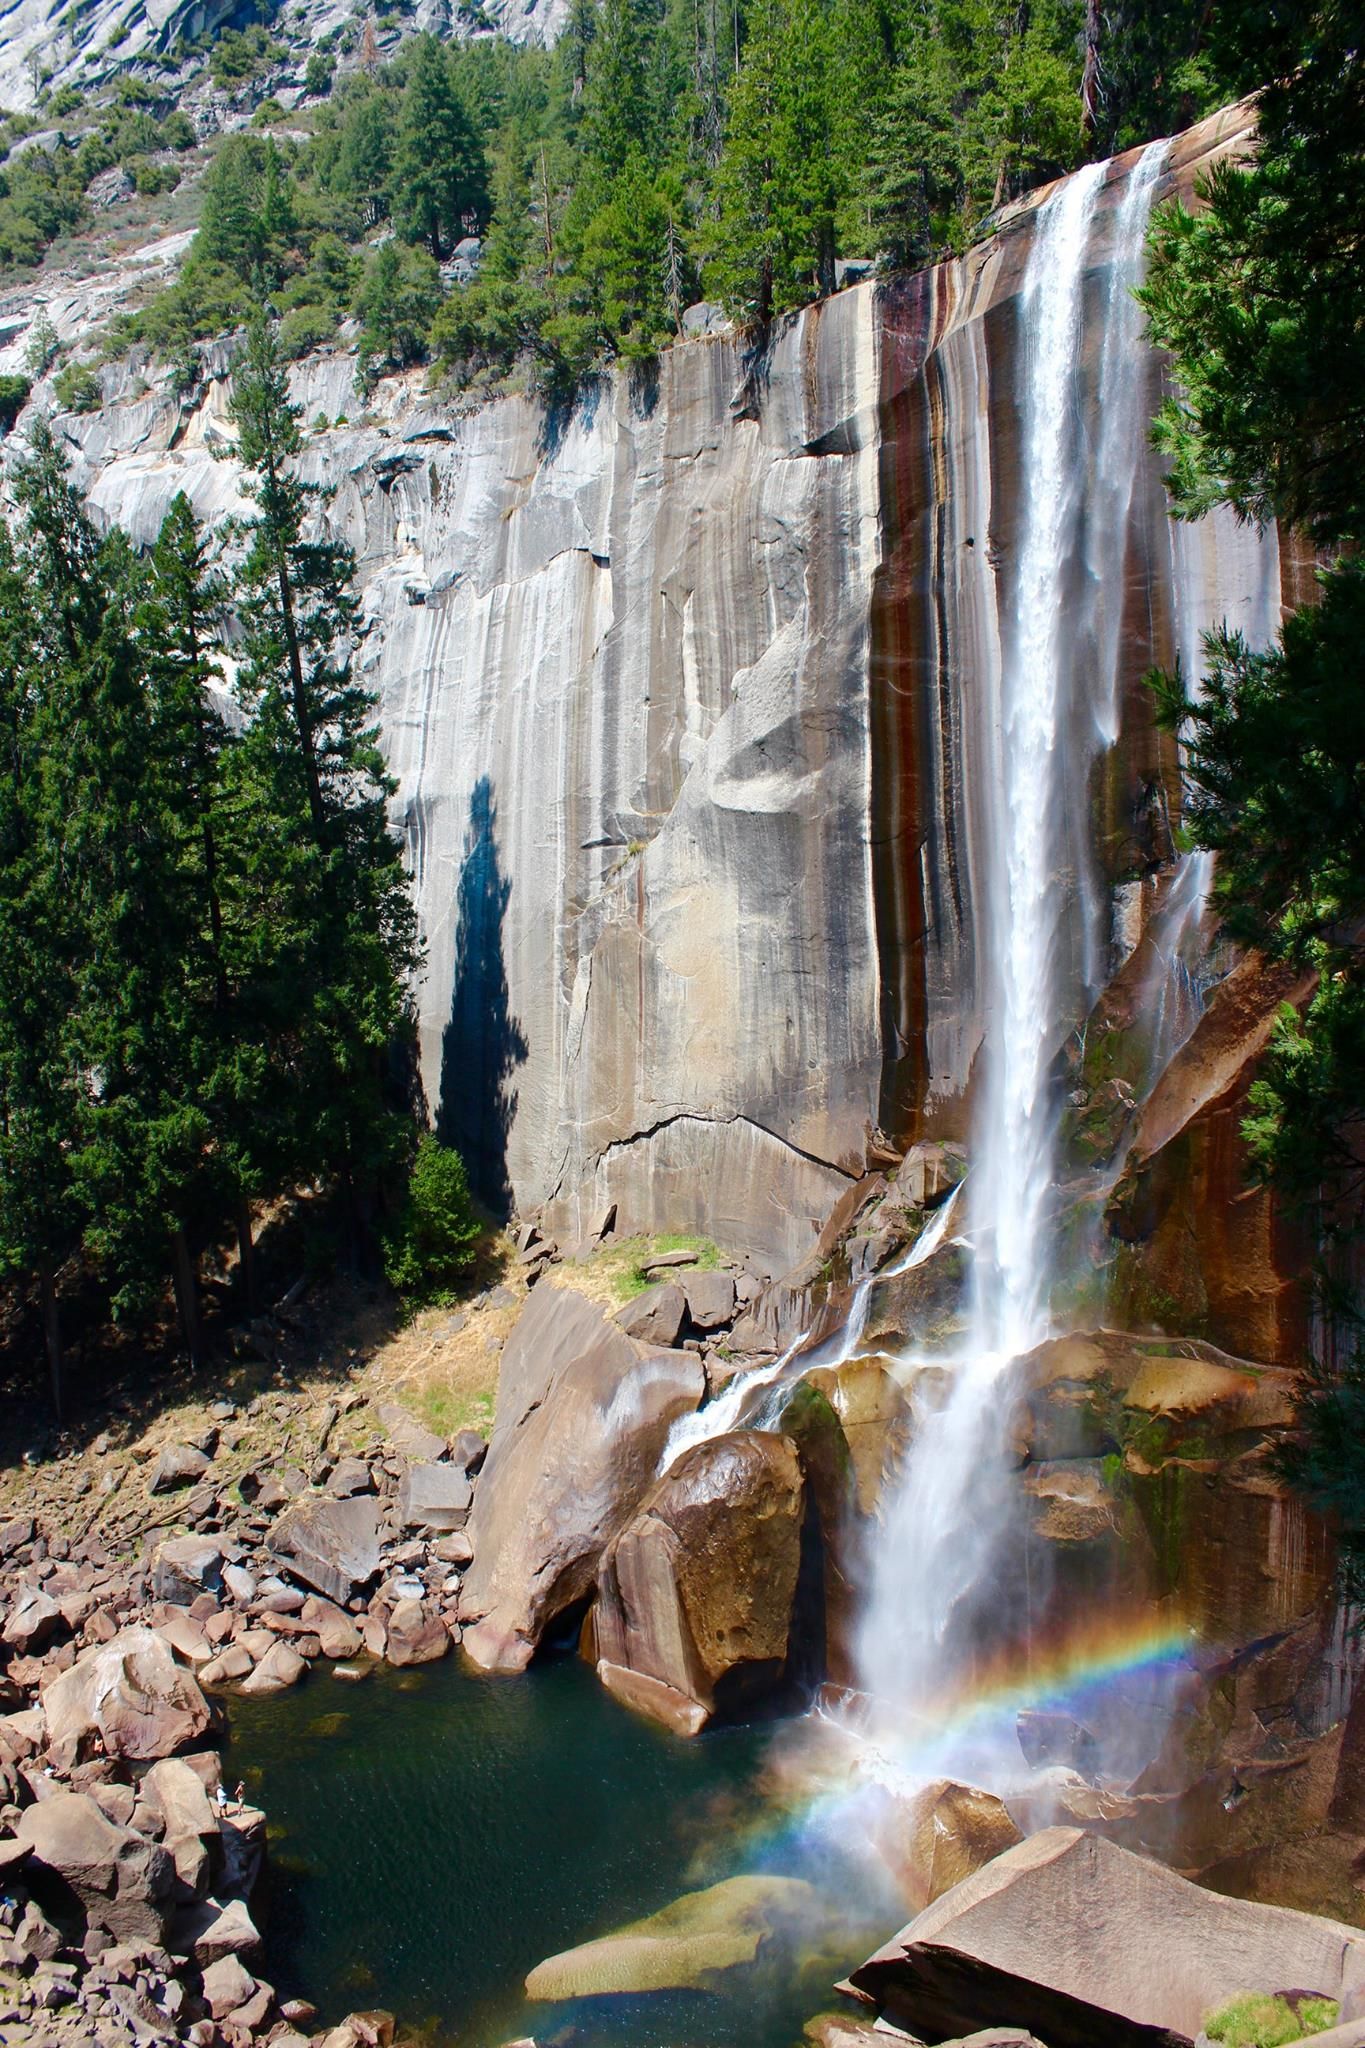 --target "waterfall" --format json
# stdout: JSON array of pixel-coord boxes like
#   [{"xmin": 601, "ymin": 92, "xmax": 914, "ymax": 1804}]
[{"xmin": 854, "ymin": 148, "xmax": 1178, "ymax": 1744}]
